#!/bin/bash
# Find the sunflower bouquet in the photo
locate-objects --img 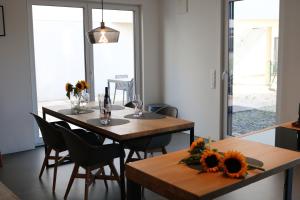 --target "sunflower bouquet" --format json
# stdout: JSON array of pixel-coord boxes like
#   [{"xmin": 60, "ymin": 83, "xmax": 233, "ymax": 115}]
[
  {"xmin": 180, "ymin": 138, "xmax": 263, "ymax": 179},
  {"xmin": 65, "ymin": 80, "xmax": 90, "ymax": 99}
]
